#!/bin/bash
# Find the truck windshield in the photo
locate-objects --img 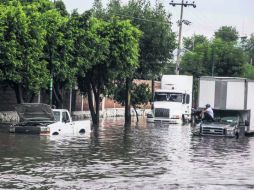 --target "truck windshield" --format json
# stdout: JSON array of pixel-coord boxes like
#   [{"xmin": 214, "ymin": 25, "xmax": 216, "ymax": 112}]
[
  {"xmin": 219, "ymin": 116, "xmax": 239, "ymax": 124},
  {"xmin": 154, "ymin": 92, "xmax": 183, "ymax": 102}
]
